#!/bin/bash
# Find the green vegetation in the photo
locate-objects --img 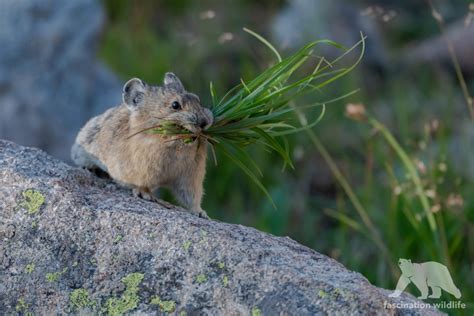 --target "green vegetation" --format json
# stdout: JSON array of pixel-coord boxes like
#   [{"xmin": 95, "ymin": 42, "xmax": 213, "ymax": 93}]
[
  {"xmin": 46, "ymin": 267, "xmax": 67, "ymax": 282},
  {"xmin": 222, "ymin": 275, "xmax": 229, "ymax": 287},
  {"xmin": 100, "ymin": 1, "xmax": 473, "ymax": 311},
  {"xmin": 18, "ymin": 189, "xmax": 44, "ymax": 215},
  {"xmin": 70, "ymin": 289, "xmax": 94, "ymax": 310},
  {"xmin": 103, "ymin": 272, "xmax": 144, "ymax": 315},
  {"xmin": 15, "ymin": 298, "xmax": 28, "ymax": 312},
  {"xmin": 182, "ymin": 240, "xmax": 192, "ymax": 251},
  {"xmin": 45, "ymin": 272, "xmax": 59, "ymax": 282},
  {"xmin": 150, "ymin": 296, "xmax": 177, "ymax": 313},
  {"xmin": 144, "ymin": 30, "xmax": 362, "ymax": 202},
  {"xmin": 195, "ymin": 274, "xmax": 207, "ymax": 284},
  {"xmin": 25, "ymin": 263, "xmax": 35, "ymax": 274},
  {"xmin": 251, "ymin": 307, "xmax": 262, "ymax": 316},
  {"xmin": 113, "ymin": 234, "xmax": 123, "ymax": 244}
]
